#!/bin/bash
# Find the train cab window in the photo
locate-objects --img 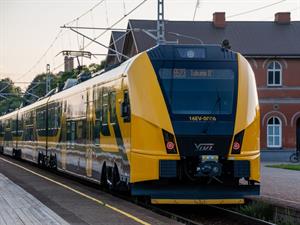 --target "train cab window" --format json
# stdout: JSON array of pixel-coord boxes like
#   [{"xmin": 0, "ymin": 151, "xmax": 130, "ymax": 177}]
[
  {"xmin": 109, "ymin": 91, "xmax": 116, "ymax": 124},
  {"xmin": 121, "ymin": 90, "xmax": 130, "ymax": 122},
  {"xmin": 102, "ymin": 90, "xmax": 109, "ymax": 126}
]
